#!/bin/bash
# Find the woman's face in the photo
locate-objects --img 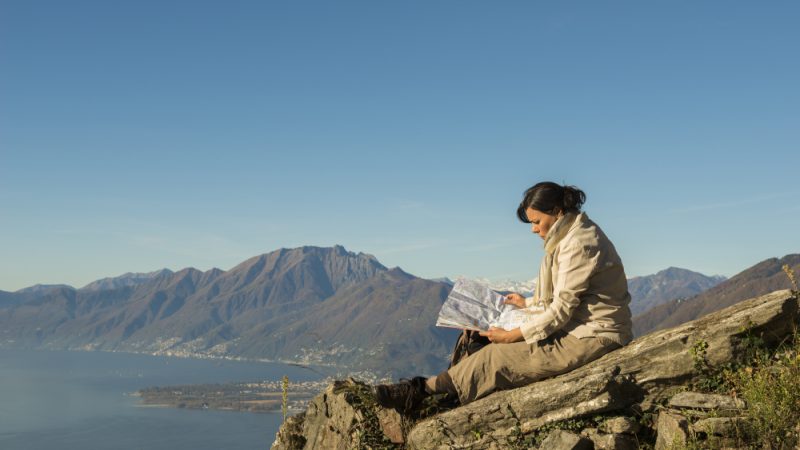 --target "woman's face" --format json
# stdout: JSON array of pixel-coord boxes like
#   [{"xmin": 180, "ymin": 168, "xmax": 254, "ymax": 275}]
[{"xmin": 525, "ymin": 207, "xmax": 561, "ymax": 240}]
